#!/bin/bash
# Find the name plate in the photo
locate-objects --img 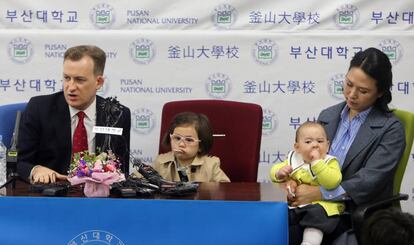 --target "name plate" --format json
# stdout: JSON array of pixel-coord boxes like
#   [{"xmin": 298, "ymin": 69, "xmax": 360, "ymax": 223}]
[{"xmin": 93, "ymin": 126, "xmax": 123, "ymax": 136}]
